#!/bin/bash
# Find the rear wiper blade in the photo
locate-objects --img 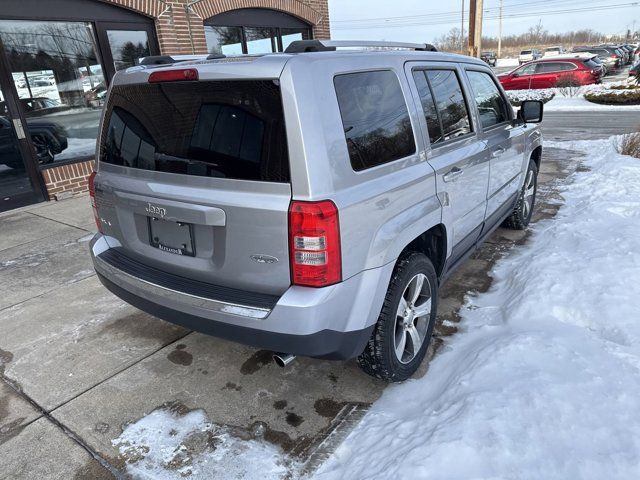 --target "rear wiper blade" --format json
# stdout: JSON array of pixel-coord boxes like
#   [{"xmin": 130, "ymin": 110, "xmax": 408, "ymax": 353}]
[{"xmin": 153, "ymin": 153, "xmax": 219, "ymax": 168}]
